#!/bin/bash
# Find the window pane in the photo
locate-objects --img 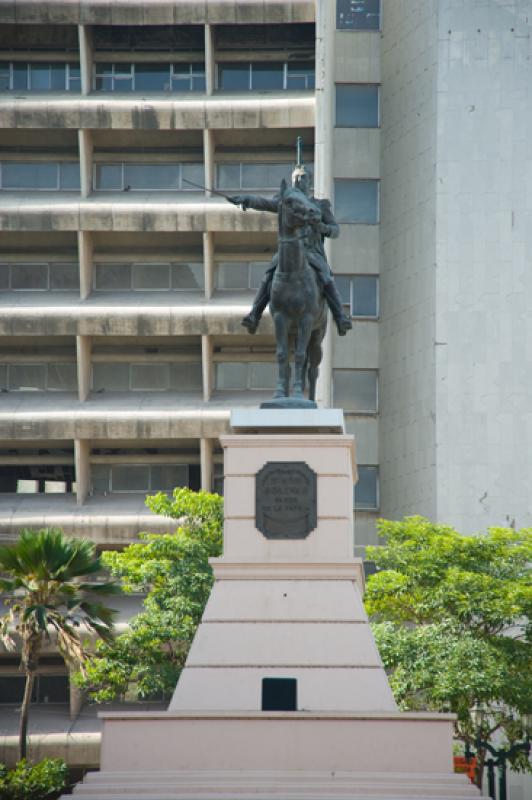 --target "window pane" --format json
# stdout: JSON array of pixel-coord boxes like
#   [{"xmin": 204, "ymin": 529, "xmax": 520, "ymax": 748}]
[
  {"xmin": 249, "ymin": 261, "xmax": 269, "ymax": 290},
  {"xmin": 334, "ymin": 179, "xmax": 379, "ymax": 224},
  {"xmin": 36, "ymin": 675, "xmax": 69, "ymax": 704},
  {"xmin": 130, "ymin": 363, "xmax": 170, "ymax": 391},
  {"xmin": 171, "ymin": 262, "xmax": 203, "ymax": 290},
  {"xmin": 112, "ymin": 465, "xmax": 150, "ymax": 492},
  {"xmin": 124, "ymin": 164, "xmax": 179, "ymax": 191},
  {"xmin": 337, "ymin": 0, "xmax": 380, "ymax": 31},
  {"xmin": 29, "ymin": 63, "xmax": 50, "ymax": 90},
  {"xmin": 135, "ymin": 64, "xmax": 170, "ymax": 91},
  {"xmin": 151, "ymin": 464, "xmax": 187, "ymax": 491},
  {"xmin": 50, "ymin": 63, "xmax": 66, "ymax": 90},
  {"xmin": 219, "ymin": 64, "xmax": 249, "ymax": 91},
  {"xmin": 333, "ymin": 369, "xmax": 377, "ymax": 412},
  {"xmin": 242, "ymin": 163, "xmax": 269, "ymax": 189},
  {"xmin": 353, "ymin": 275, "xmax": 378, "ymax": 316},
  {"xmin": 132, "ymin": 263, "xmax": 170, "ymax": 290},
  {"xmin": 49, "ymin": 263, "xmax": 80, "ymax": 291},
  {"xmin": 336, "ymin": 275, "xmax": 351, "ymax": 306},
  {"xmin": 336, "ymin": 84, "xmax": 379, "ymax": 127},
  {"xmin": 3, "ymin": 162, "xmax": 56, "ymax": 189},
  {"xmin": 9, "ymin": 364, "xmax": 46, "ymax": 391},
  {"xmin": 60, "ymin": 163, "xmax": 80, "ymax": 190},
  {"xmin": 216, "ymin": 261, "xmax": 249, "ymax": 290},
  {"xmin": 0, "ymin": 365, "xmax": 6, "ymax": 389},
  {"xmin": 47, "ymin": 363, "xmax": 77, "ymax": 391},
  {"xmin": 0, "ymin": 62, "xmax": 10, "ymax": 91},
  {"xmin": 0, "ymin": 676, "xmax": 25, "ymax": 703},
  {"xmin": 191, "ymin": 74, "xmax": 206, "ymax": 91},
  {"xmin": 95, "ymin": 164, "xmax": 122, "ymax": 190},
  {"xmin": 217, "ymin": 163, "xmax": 240, "ymax": 190},
  {"xmin": 354, "ymin": 465, "xmax": 378, "ymax": 510},
  {"xmin": 92, "ymin": 362, "xmax": 130, "ymax": 391},
  {"xmin": 91, "ymin": 464, "xmax": 110, "ymax": 494},
  {"xmin": 251, "ymin": 63, "xmax": 283, "ymax": 90},
  {"xmin": 249, "ymin": 362, "xmax": 276, "ymax": 389},
  {"xmin": 11, "ymin": 264, "xmax": 48, "ymax": 290},
  {"xmin": 12, "ymin": 62, "xmax": 28, "ymax": 90},
  {"xmin": 169, "ymin": 362, "xmax": 202, "ymax": 391},
  {"xmin": 0, "ymin": 265, "xmax": 8, "ymax": 290},
  {"xmin": 216, "ymin": 362, "xmax": 247, "ymax": 390},
  {"xmin": 181, "ymin": 163, "xmax": 204, "ymax": 190},
  {"xmin": 94, "ymin": 263, "xmax": 131, "ymax": 291}
]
